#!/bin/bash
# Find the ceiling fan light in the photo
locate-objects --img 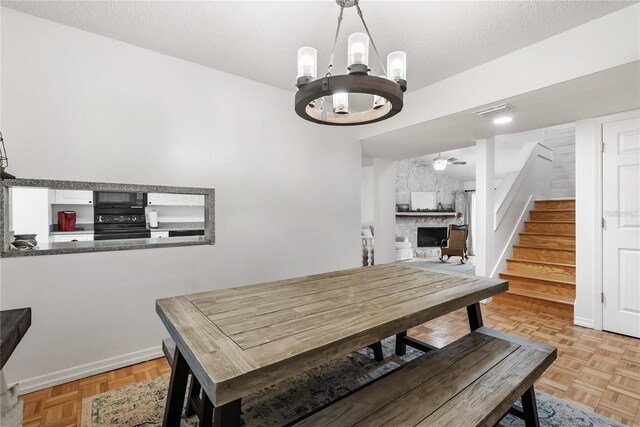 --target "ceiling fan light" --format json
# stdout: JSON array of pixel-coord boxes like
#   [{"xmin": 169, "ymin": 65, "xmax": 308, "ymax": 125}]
[{"xmin": 433, "ymin": 158, "xmax": 448, "ymax": 171}]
